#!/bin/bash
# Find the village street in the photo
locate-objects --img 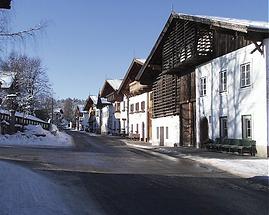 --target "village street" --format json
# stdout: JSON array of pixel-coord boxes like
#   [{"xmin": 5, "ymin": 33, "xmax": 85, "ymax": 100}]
[{"xmin": 0, "ymin": 131, "xmax": 268, "ymax": 215}]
